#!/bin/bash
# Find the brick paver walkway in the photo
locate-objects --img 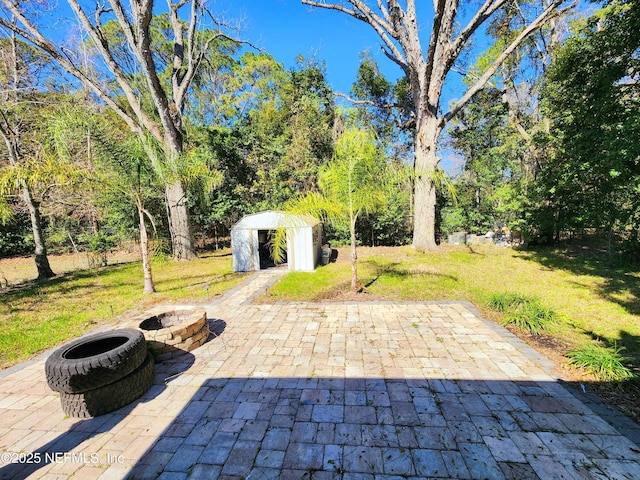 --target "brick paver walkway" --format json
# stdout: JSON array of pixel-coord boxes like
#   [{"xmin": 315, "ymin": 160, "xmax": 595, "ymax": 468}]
[{"xmin": 1, "ymin": 270, "xmax": 639, "ymax": 479}]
